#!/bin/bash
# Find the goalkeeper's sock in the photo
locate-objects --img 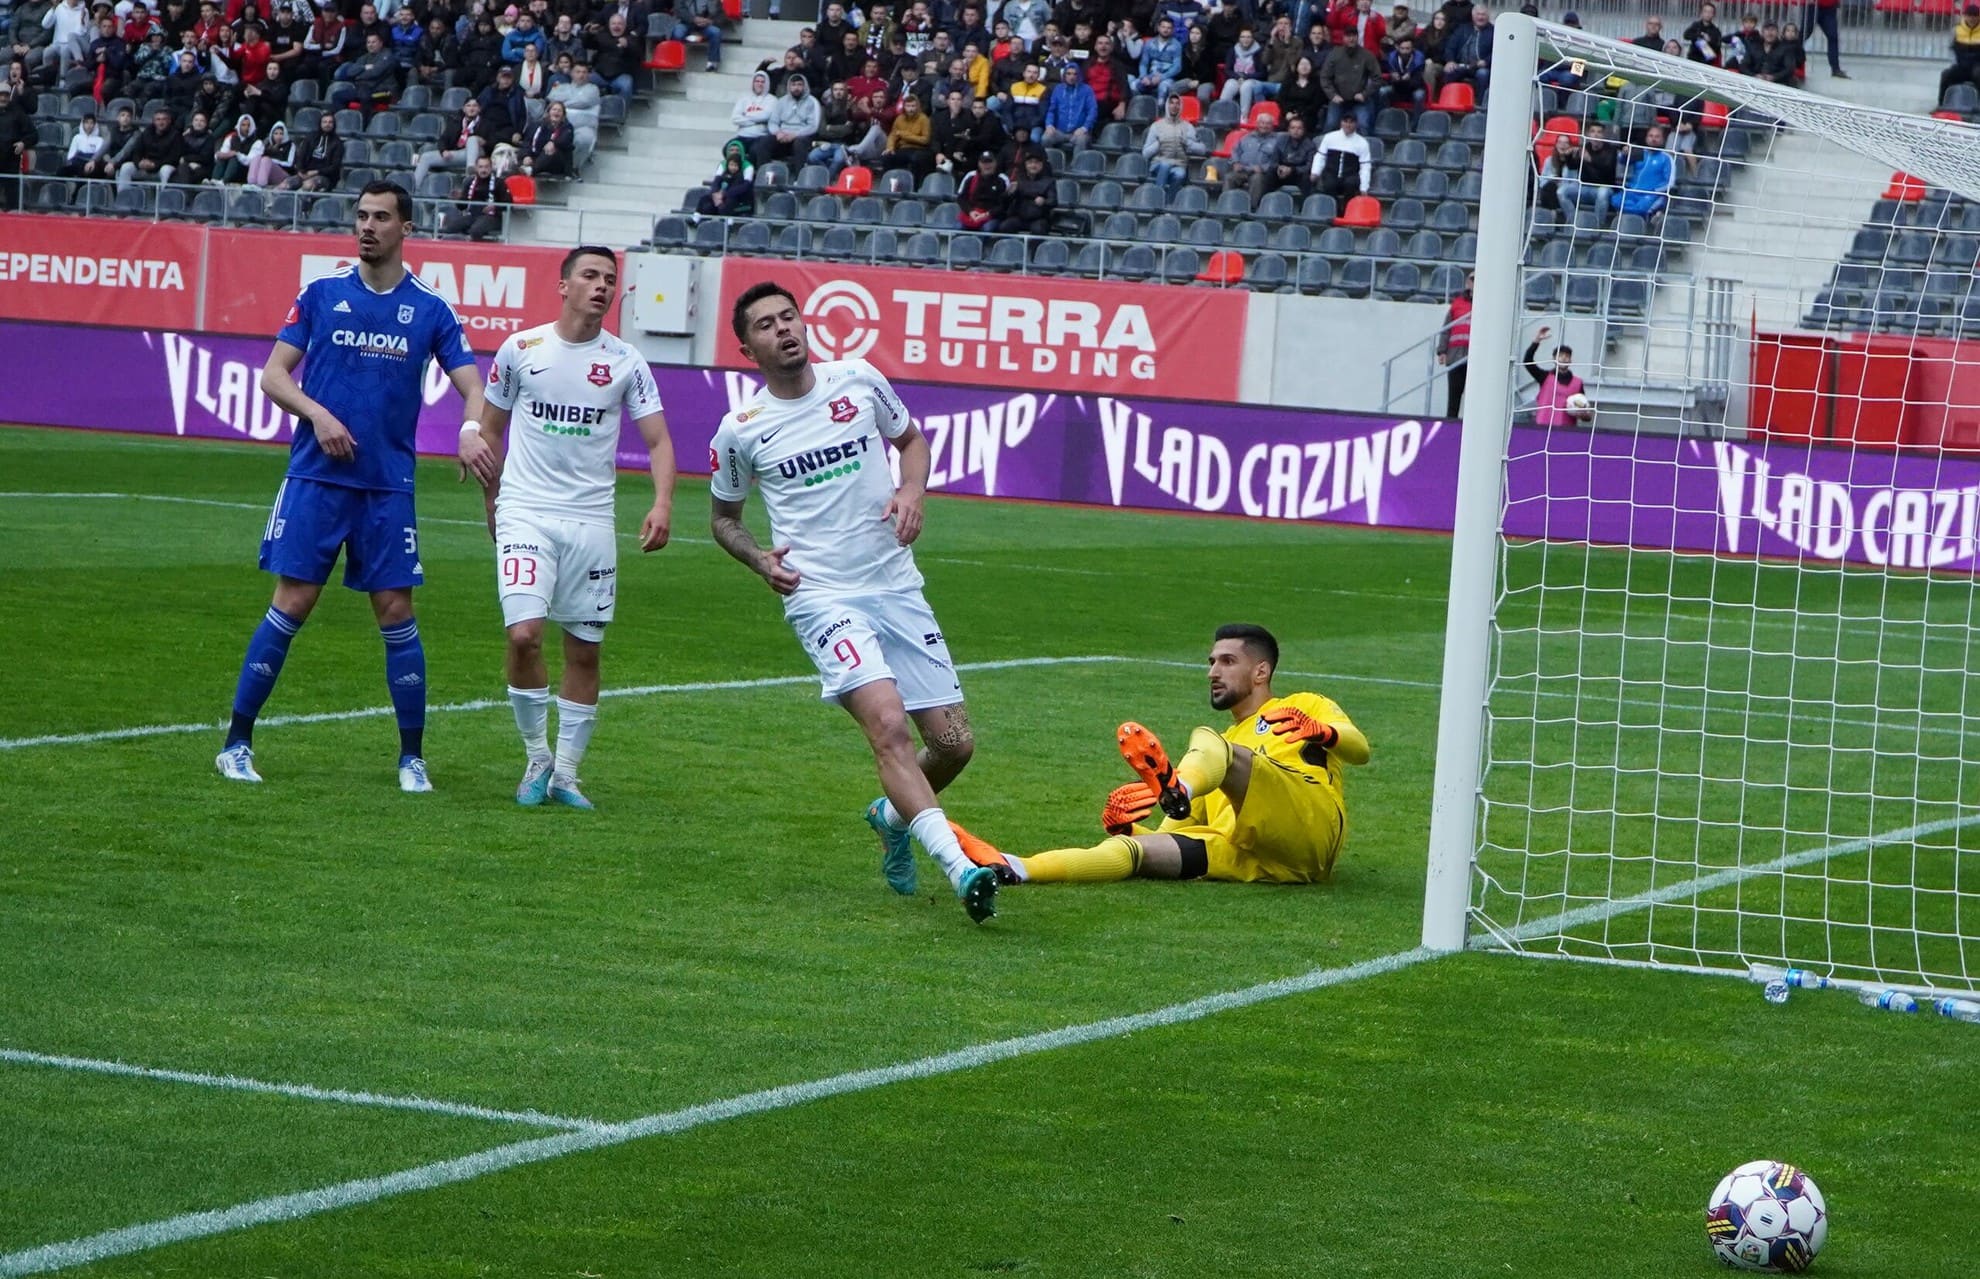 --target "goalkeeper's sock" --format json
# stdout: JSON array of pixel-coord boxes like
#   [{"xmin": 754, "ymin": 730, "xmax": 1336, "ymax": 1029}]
[
  {"xmin": 1173, "ymin": 725, "xmax": 1233, "ymax": 801},
  {"xmin": 908, "ymin": 808, "xmax": 971, "ymax": 884},
  {"xmin": 875, "ymin": 796, "xmax": 909, "ymax": 832},
  {"xmin": 228, "ymin": 605, "xmax": 303, "ymax": 746},
  {"xmin": 1019, "ymin": 836, "xmax": 1141, "ymax": 884}
]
